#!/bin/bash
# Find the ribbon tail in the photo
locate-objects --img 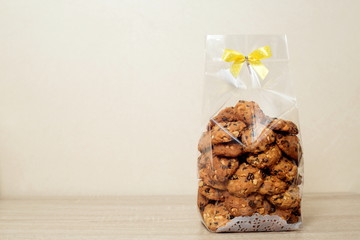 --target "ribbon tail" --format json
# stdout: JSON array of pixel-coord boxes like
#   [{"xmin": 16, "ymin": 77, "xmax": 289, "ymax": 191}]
[
  {"xmin": 230, "ymin": 61, "xmax": 244, "ymax": 78},
  {"xmin": 250, "ymin": 61, "xmax": 269, "ymax": 80}
]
